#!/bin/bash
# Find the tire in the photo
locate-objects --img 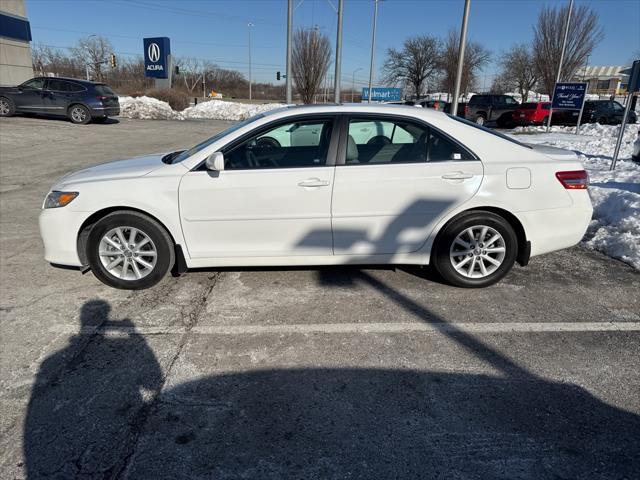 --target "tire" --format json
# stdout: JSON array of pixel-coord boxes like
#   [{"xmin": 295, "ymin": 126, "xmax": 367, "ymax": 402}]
[
  {"xmin": 598, "ymin": 116, "xmax": 607, "ymax": 125},
  {"xmin": 0, "ymin": 96, "xmax": 15, "ymax": 117},
  {"xmin": 68, "ymin": 104, "xmax": 91, "ymax": 124},
  {"xmin": 87, "ymin": 211, "xmax": 175, "ymax": 290},
  {"xmin": 475, "ymin": 115, "xmax": 486, "ymax": 126},
  {"xmin": 433, "ymin": 211, "xmax": 517, "ymax": 288},
  {"xmin": 540, "ymin": 116, "xmax": 549, "ymax": 126}
]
